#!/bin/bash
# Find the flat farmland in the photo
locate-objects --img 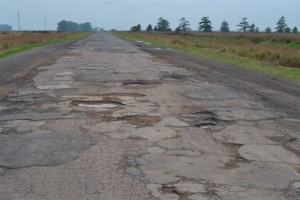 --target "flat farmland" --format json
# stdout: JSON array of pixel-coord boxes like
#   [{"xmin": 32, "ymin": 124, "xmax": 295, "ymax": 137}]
[
  {"xmin": 117, "ymin": 32, "xmax": 300, "ymax": 82},
  {"xmin": 0, "ymin": 31, "xmax": 90, "ymax": 57}
]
